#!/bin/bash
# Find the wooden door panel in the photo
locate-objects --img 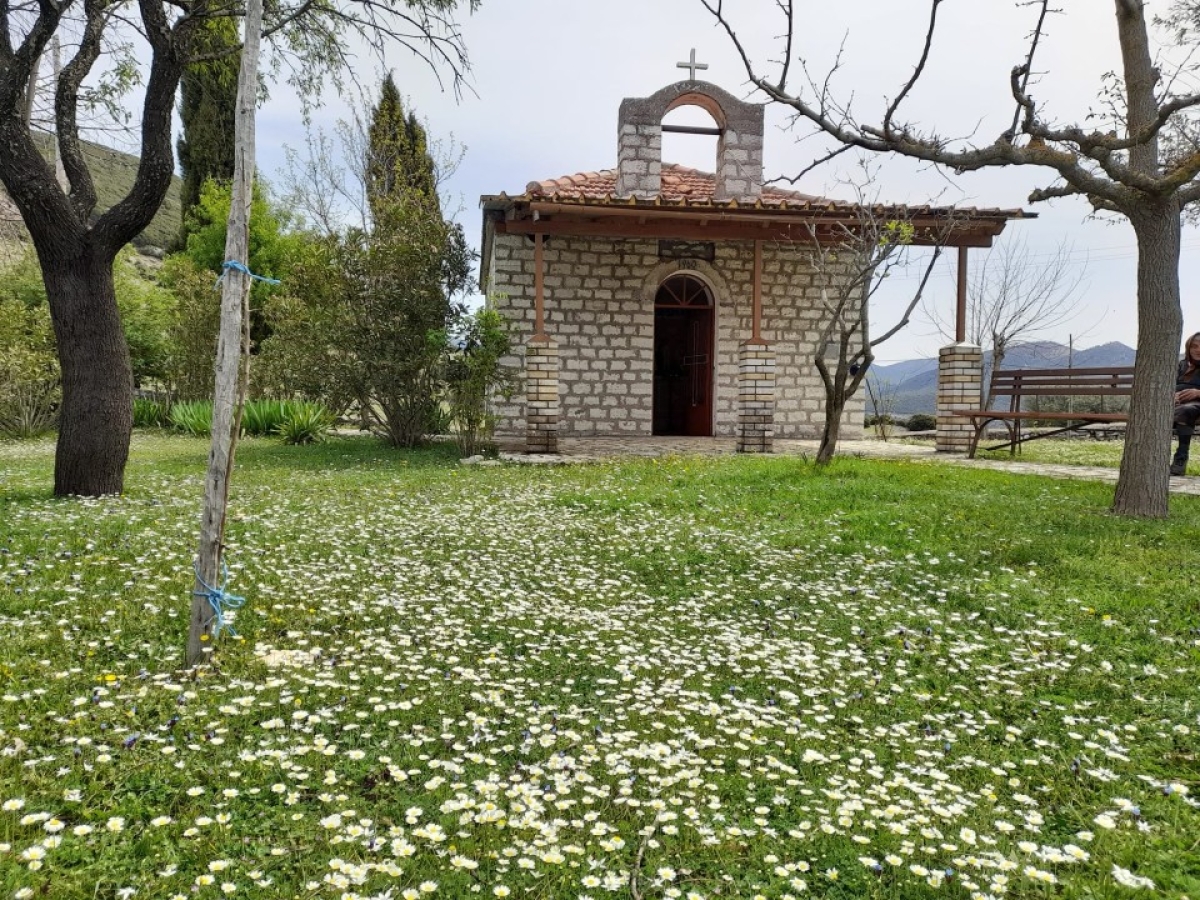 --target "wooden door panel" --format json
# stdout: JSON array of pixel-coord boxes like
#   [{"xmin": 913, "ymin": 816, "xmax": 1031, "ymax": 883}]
[{"xmin": 654, "ymin": 306, "xmax": 713, "ymax": 436}]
